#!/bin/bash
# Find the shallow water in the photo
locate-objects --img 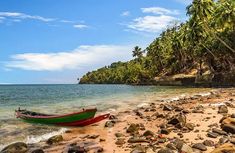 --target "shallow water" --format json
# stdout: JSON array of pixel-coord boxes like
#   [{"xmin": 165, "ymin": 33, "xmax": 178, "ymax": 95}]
[{"xmin": 0, "ymin": 84, "xmax": 212, "ymax": 148}]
